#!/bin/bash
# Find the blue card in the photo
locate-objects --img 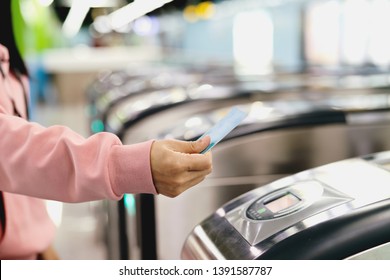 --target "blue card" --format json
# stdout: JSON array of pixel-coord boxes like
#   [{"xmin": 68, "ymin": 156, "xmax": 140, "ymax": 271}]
[{"xmin": 200, "ymin": 106, "xmax": 247, "ymax": 154}]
